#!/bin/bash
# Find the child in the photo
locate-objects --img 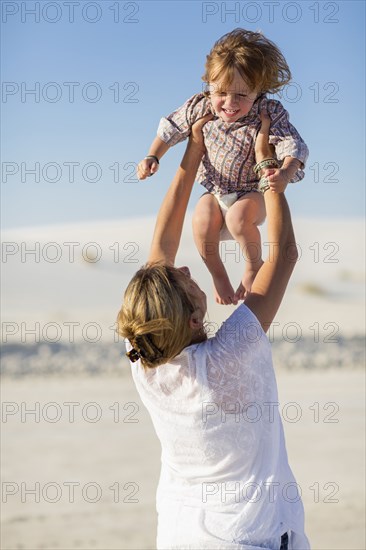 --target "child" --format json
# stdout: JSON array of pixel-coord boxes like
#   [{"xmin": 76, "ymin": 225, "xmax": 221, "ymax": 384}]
[{"xmin": 137, "ymin": 28, "xmax": 309, "ymax": 305}]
